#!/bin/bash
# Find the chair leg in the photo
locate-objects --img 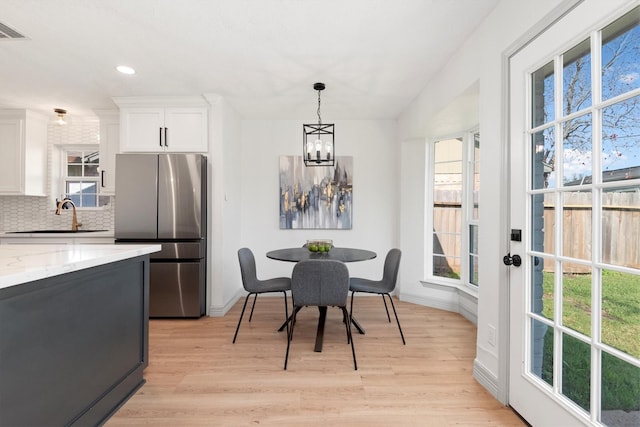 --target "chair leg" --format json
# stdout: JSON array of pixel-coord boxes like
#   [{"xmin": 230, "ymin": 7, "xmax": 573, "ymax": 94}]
[
  {"xmin": 232, "ymin": 293, "xmax": 253, "ymax": 343},
  {"xmin": 341, "ymin": 309, "xmax": 350, "ymax": 344},
  {"xmin": 248, "ymin": 293, "xmax": 259, "ymax": 322},
  {"xmin": 282, "ymin": 291, "xmax": 289, "ymax": 340},
  {"xmin": 349, "ymin": 290, "xmax": 356, "ymax": 324},
  {"xmin": 342, "ymin": 306, "xmax": 357, "ymax": 370},
  {"xmin": 381, "ymin": 294, "xmax": 391, "ymax": 322},
  {"xmin": 385, "ymin": 294, "xmax": 406, "ymax": 345},
  {"xmin": 284, "ymin": 305, "xmax": 298, "ymax": 370}
]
